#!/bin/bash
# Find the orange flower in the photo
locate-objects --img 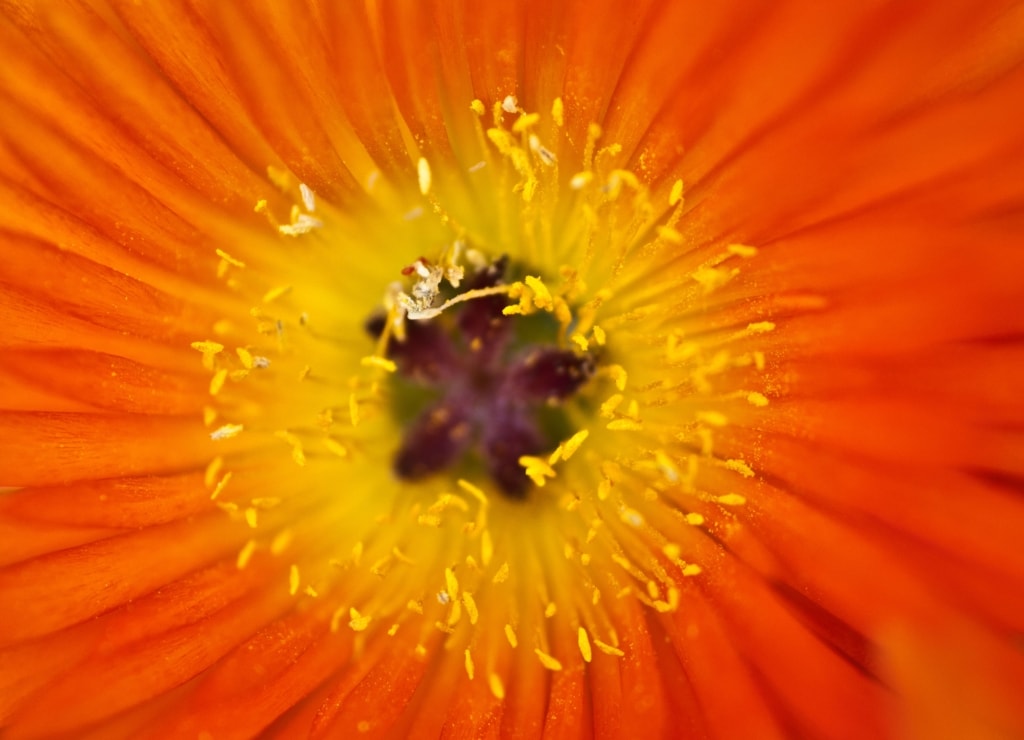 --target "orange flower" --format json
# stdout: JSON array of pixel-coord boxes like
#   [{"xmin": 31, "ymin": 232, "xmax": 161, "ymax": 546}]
[{"xmin": 2, "ymin": 1, "xmax": 1024, "ymax": 738}]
